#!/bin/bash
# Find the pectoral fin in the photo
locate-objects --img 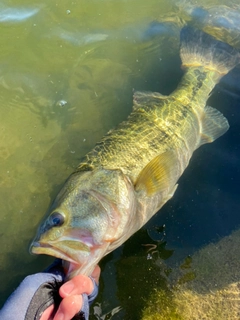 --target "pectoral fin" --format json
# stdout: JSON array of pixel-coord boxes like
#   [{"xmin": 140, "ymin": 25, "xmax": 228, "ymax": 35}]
[
  {"xmin": 199, "ymin": 106, "xmax": 229, "ymax": 146},
  {"xmin": 135, "ymin": 150, "xmax": 179, "ymax": 196}
]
